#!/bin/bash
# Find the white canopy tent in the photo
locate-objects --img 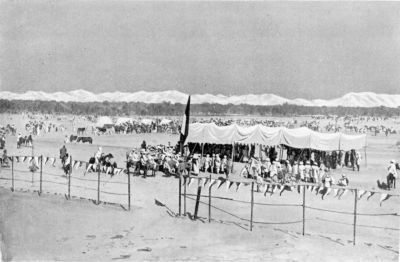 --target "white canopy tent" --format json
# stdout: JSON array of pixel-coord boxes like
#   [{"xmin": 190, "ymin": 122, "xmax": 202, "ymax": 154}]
[
  {"xmin": 95, "ymin": 116, "xmax": 114, "ymax": 127},
  {"xmin": 141, "ymin": 119, "xmax": 154, "ymax": 125},
  {"xmin": 115, "ymin": 117, "xmax": 133, "ymax": 125},
  {"xmin": 185, "ymin": 123, "xmax": 367, "ymax": 151},
  {"xmin": 160, "ymin": 119, "xmax": 173, "ymax": 125}
]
